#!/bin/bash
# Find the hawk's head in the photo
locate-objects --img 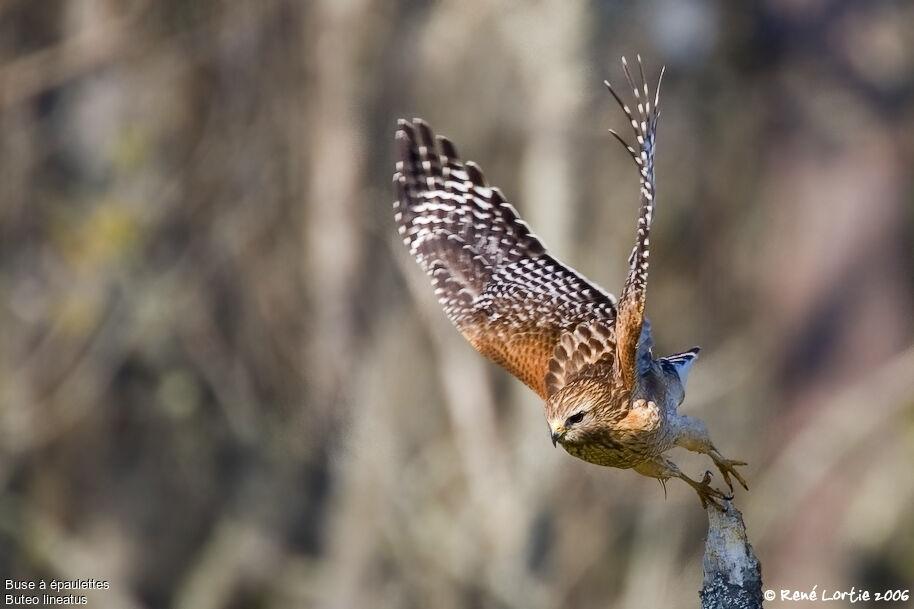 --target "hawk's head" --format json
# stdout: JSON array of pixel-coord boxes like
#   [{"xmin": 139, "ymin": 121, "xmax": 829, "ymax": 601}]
[{"xmin": 544, "ymin": 379, "xmax": 623, "ymax": 448}]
